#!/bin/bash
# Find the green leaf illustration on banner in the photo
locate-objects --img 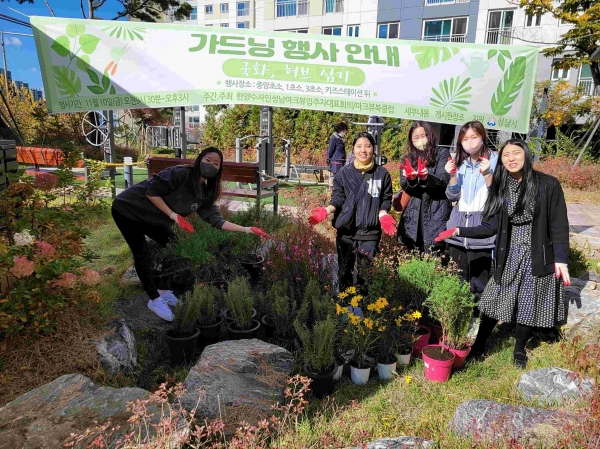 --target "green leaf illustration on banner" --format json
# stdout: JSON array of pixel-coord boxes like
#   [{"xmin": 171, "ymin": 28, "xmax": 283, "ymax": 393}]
[
  {"xmin": 51, "ymin": 36, "xmax": 70, "ymax": 57},
  {"xmin": 488, "ymin": 49, "xmax": 497, "ymax": 59},
  {"xmin": 86, "ymin": 67, "xmax": 99, "ymax": 85},
  {"xmin": 430, "ymin": 76, "xmax": 472, "ymax": 111},
  {"xmin": 411, "ymin": 45, "xmax": 460, "ymax": 70},
  {"xmin": 103, "ymin": 25, "xmax": 146, "ymax": 41},
  {"xmin": 488, "ymin": 49, "xmax": 513, "ymax": 71},
  {"xmin": 52, "ymin": 66, "xmax": 81, "ymax": 97},
  {"xmin": 491, "ymin": 56, "xmax": 526, "ymax": 116},
  {"xmin": 66, "ymin": 24, "xmax": 85, "ymax": 38},
  {"xmin": 79, "ymin": 34, "xmax": 101, "ymax": 54},
  {"xmin": 76, "ymin": 54, "xmax": 90, "ymax": 72},
  {"xmin": 101, "ymin": 71, "xmax": 110, "ymax": 90},
  {"xmin": 498, "ymin": 54, "xmax": 506, "ymax": 71},
  {"xmin": 500, "ymin": 50, "xmax": 512, "ymax": 60},
  {"xmin": 110, "ymin": 85, "xmax": 116, "ymax": 95},
  {"xmin": 87, "ymin": 85, "xmax": 105, "ymax": 95}
]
